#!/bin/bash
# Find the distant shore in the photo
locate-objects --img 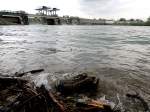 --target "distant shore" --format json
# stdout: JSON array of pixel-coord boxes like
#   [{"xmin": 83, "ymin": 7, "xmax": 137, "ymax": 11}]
[{"xmin": 1, "ymin": 15, "xmax": 150, "ymax": 26}]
